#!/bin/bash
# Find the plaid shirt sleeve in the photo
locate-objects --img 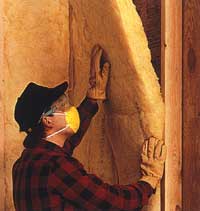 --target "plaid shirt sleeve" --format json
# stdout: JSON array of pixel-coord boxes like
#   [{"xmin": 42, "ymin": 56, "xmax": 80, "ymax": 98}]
[
  {"xmin": 49, "ymin": 156, "xmax": 154, "ymax": 210},
  {"xmin": 59, "ymin": 96, "xmax": 154, "ymax": 209},
  {"xmin": 63, "ymin": 96, "xmax": 99, "ymax": 155}
]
